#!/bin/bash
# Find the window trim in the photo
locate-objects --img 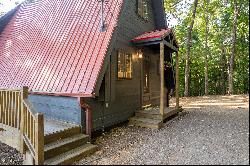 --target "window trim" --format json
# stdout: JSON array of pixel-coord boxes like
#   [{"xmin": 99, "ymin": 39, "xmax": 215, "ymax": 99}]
[
  {"xmin": 143, "ymin": 56, "xmax": 150, "ymax": 93},
  {"xmin": 117, "ymin": 50, "xmax": 133, "ymax": 80},
  {"xmin": 137, "ymin": 0, "xmax": 149, "ymax": 21}
]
